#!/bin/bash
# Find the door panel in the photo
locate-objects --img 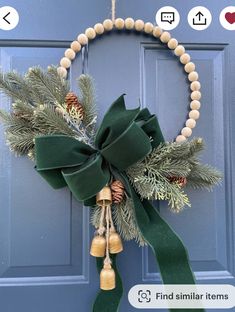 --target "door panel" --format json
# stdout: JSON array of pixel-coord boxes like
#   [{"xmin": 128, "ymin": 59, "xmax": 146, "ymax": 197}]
[
  {"xmin": 143, "ymin": 44, "xmax": 230, "ymax": 279},
  {"xmin": 0, "ymin": 1, "xmax": 235, "ymax": 311}
]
